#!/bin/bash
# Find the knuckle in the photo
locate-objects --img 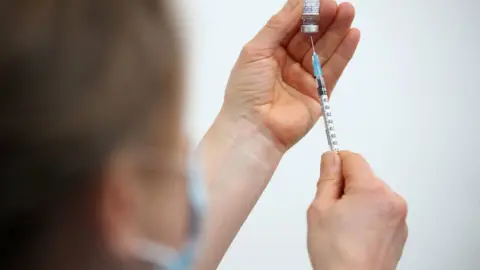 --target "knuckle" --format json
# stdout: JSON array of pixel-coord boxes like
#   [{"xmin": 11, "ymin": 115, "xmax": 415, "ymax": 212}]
[
  {"xmin": 307, "ymin": 202, "xmax": 327, "ymax": 221},
  {"xmin": 375, "ymin": 198, "xmax": 396, "ymax": 216},
  {"xmin": 240, "ymin": 43, "xmax": 270, "ymax": 62},
  {"xmin": 266, "ymin": 14, "xmax": 284, "ymax": 30},
  {"xmin": 317, "ymin": 175, "xmax": 336, "ymax": 189},
  {"xmin": 393, "ymin": 195, "xmax": 408, "ymax": 219},
  {"xmin": 374, "ymin": 192, "xmax": 408, "ymax": 219},
  {"xmin": 329, "ymin": 68, "xmax": 343, "ymax": 84},
  {"xmin": 307, "ymin": 204, "xmax": 320, "ymax": 218},
  {"xmin": 368, "ymin": 179, "xmax": 388, "ymax": 195},
  {"xmin": 240, "ymin": 44, "xmax": 256, "ymax": 59},
  {"xmin": 370, "ymin": 182, "xmax": 387, "ymax": 194}
]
